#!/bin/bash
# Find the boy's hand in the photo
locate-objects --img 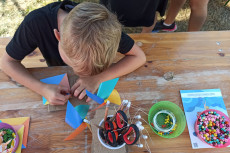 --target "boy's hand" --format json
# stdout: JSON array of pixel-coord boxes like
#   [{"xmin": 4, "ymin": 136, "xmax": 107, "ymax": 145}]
[
  {"xmin": 42, "ymin": 84, "xmax": 71, "ymax": 105},
  {"xmin": 71, "ymin": 76, "xmax": 101, "ymax": 102}
]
